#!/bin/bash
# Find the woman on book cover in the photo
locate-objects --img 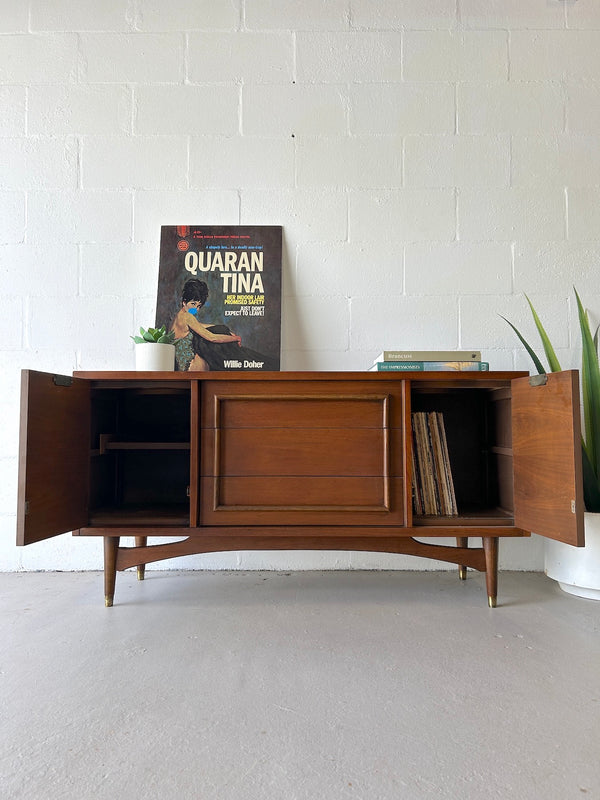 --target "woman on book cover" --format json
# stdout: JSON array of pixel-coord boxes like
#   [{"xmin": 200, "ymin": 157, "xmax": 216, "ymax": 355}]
[{"xmin": 171, "ymin": 279, "xmax": 276, "ymax": 371}]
